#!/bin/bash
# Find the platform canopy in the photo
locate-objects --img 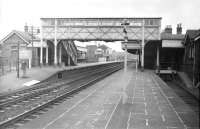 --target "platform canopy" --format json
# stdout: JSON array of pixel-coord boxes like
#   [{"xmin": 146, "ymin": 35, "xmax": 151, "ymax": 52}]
[{"xmin": 41, "ymin": 17, "xmax": 161, "ymax": 42}]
